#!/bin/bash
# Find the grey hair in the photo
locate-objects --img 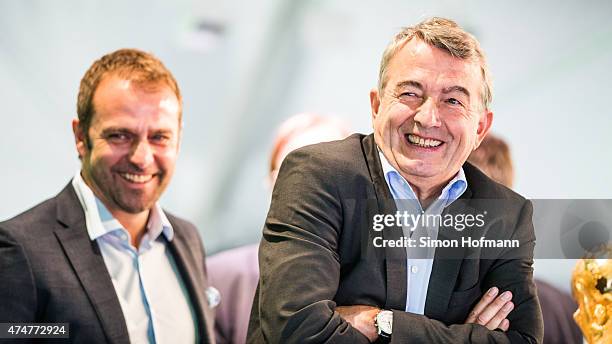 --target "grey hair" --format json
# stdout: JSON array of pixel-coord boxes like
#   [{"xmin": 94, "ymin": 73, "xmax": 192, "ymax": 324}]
[{"xmin": 377, "ymin": 17, "xmax": 493, "ymax": 109}]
